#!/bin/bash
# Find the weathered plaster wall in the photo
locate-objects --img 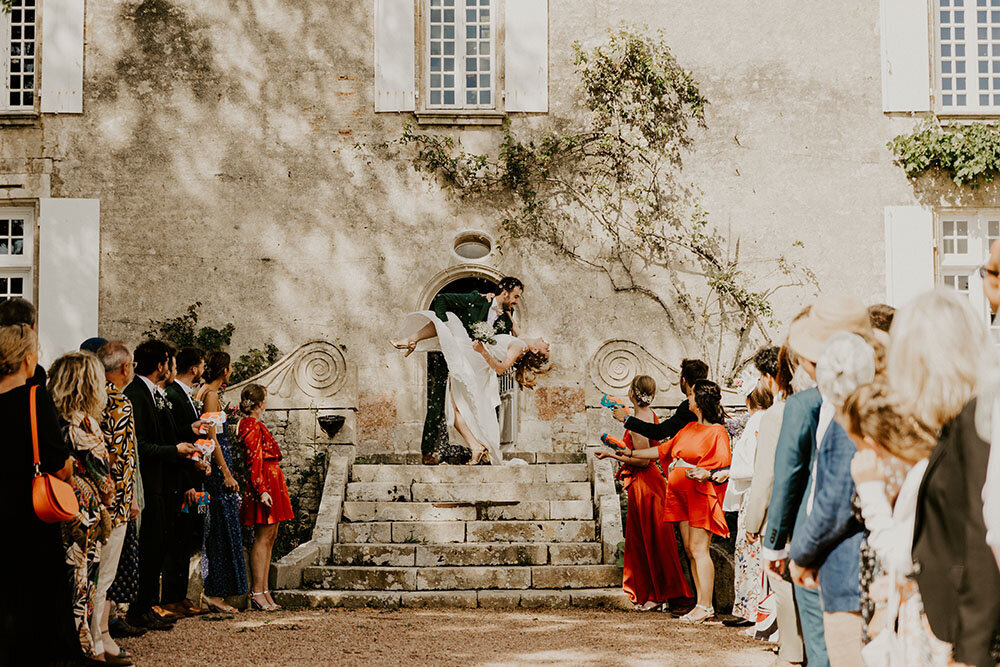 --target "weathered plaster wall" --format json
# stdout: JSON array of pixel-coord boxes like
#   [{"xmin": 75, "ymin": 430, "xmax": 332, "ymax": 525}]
[{"xmin": 1, "ymin": 1, "xmax": 947, "ymax": 458}]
